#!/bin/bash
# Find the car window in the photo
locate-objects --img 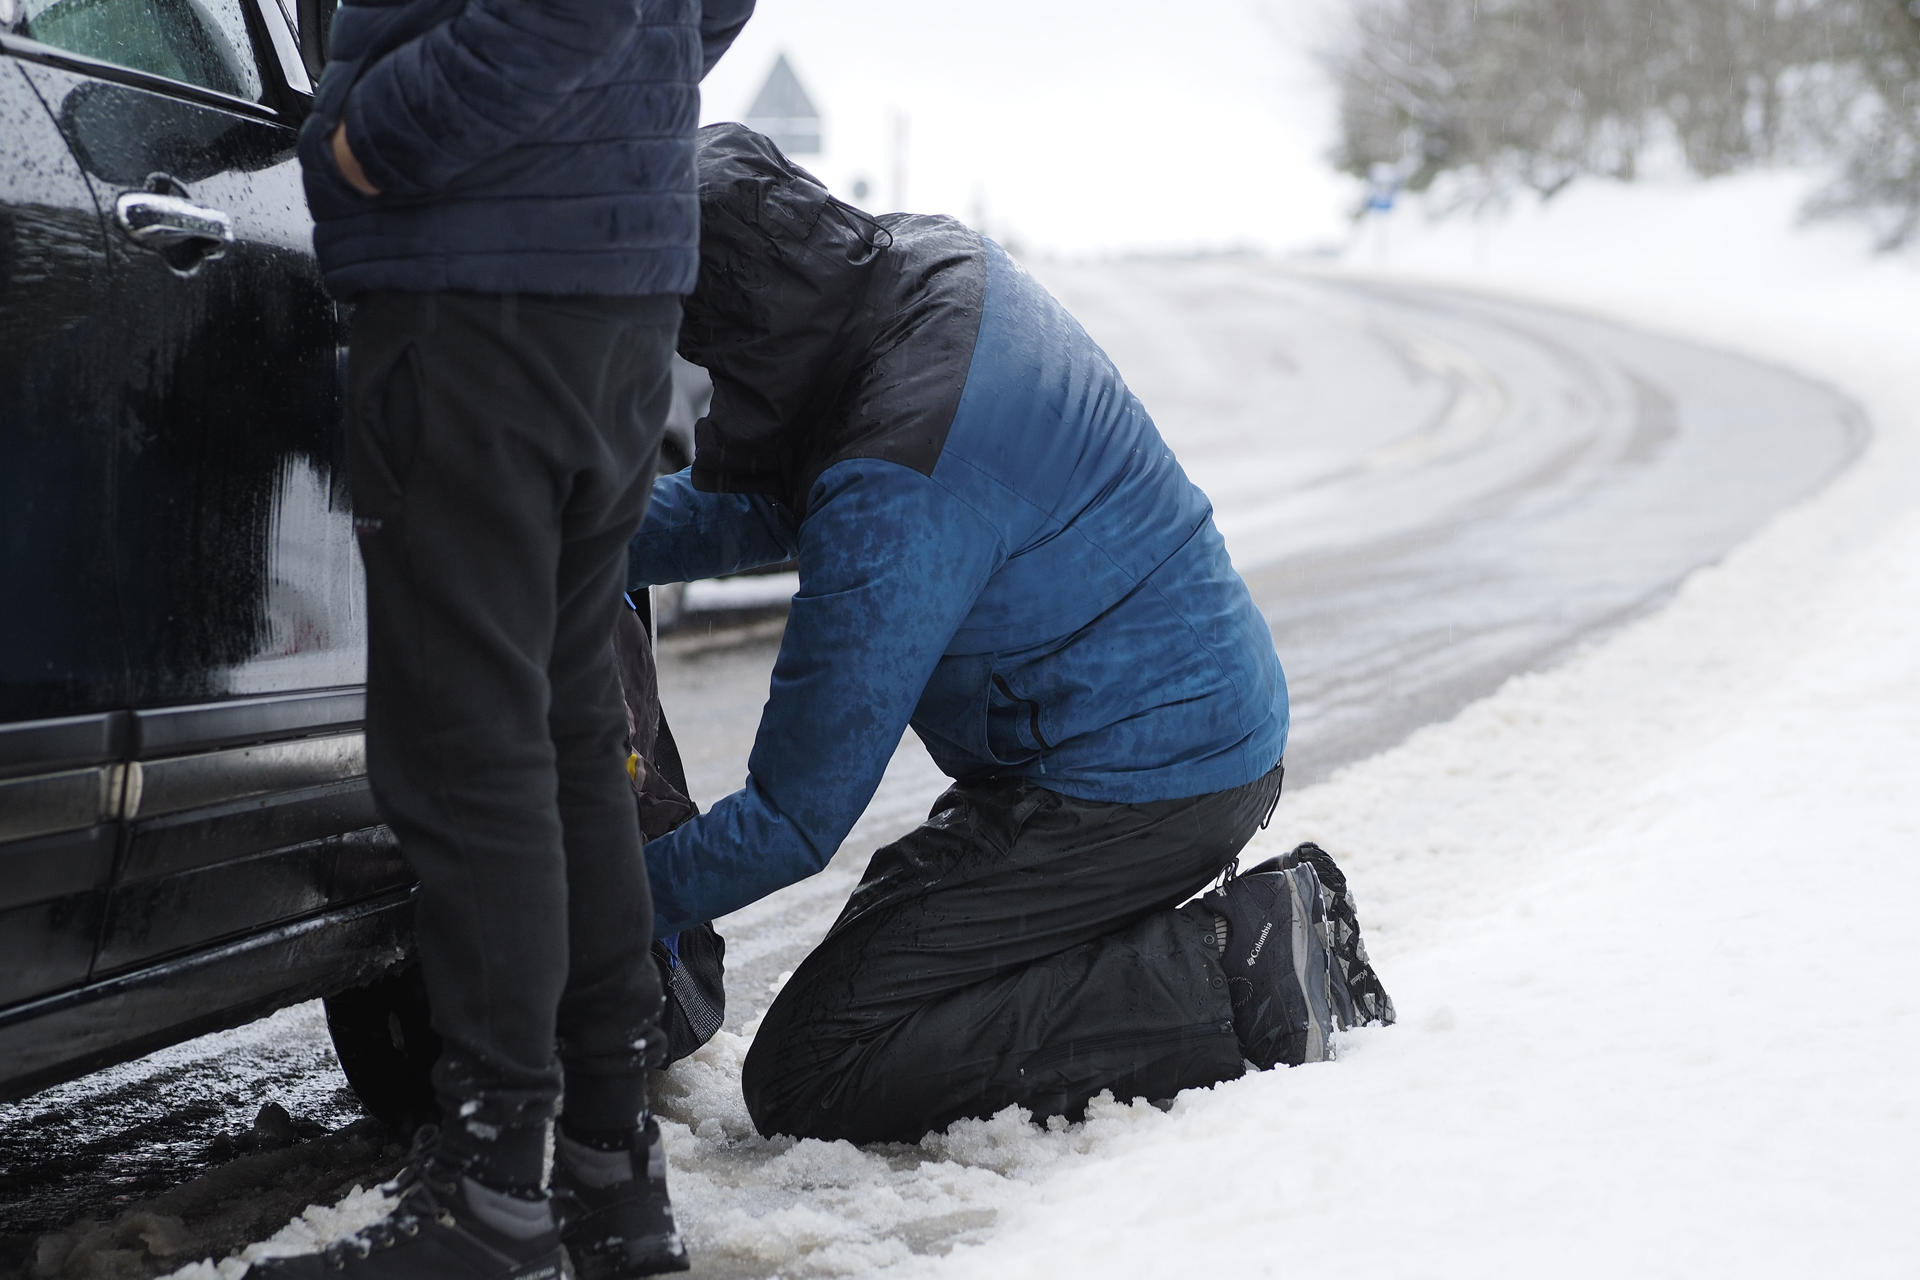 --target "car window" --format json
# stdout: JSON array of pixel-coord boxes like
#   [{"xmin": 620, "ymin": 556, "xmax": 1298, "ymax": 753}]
[{"xmin": 17, "ymin": 0, "xmax": 264, "ymax": 101}]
